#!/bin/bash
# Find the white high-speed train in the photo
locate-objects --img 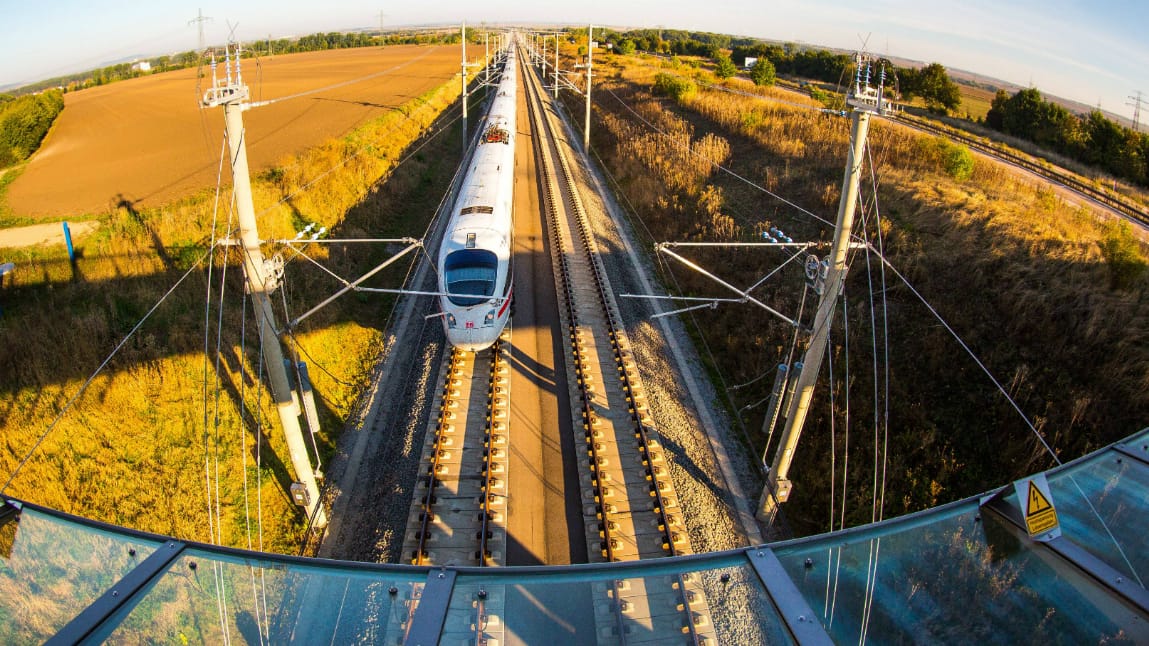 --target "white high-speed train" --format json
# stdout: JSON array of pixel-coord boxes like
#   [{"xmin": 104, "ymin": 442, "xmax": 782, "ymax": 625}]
[{"xmin": 437, "ymin": 40, "xmax": 517, "ymax": 351}]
